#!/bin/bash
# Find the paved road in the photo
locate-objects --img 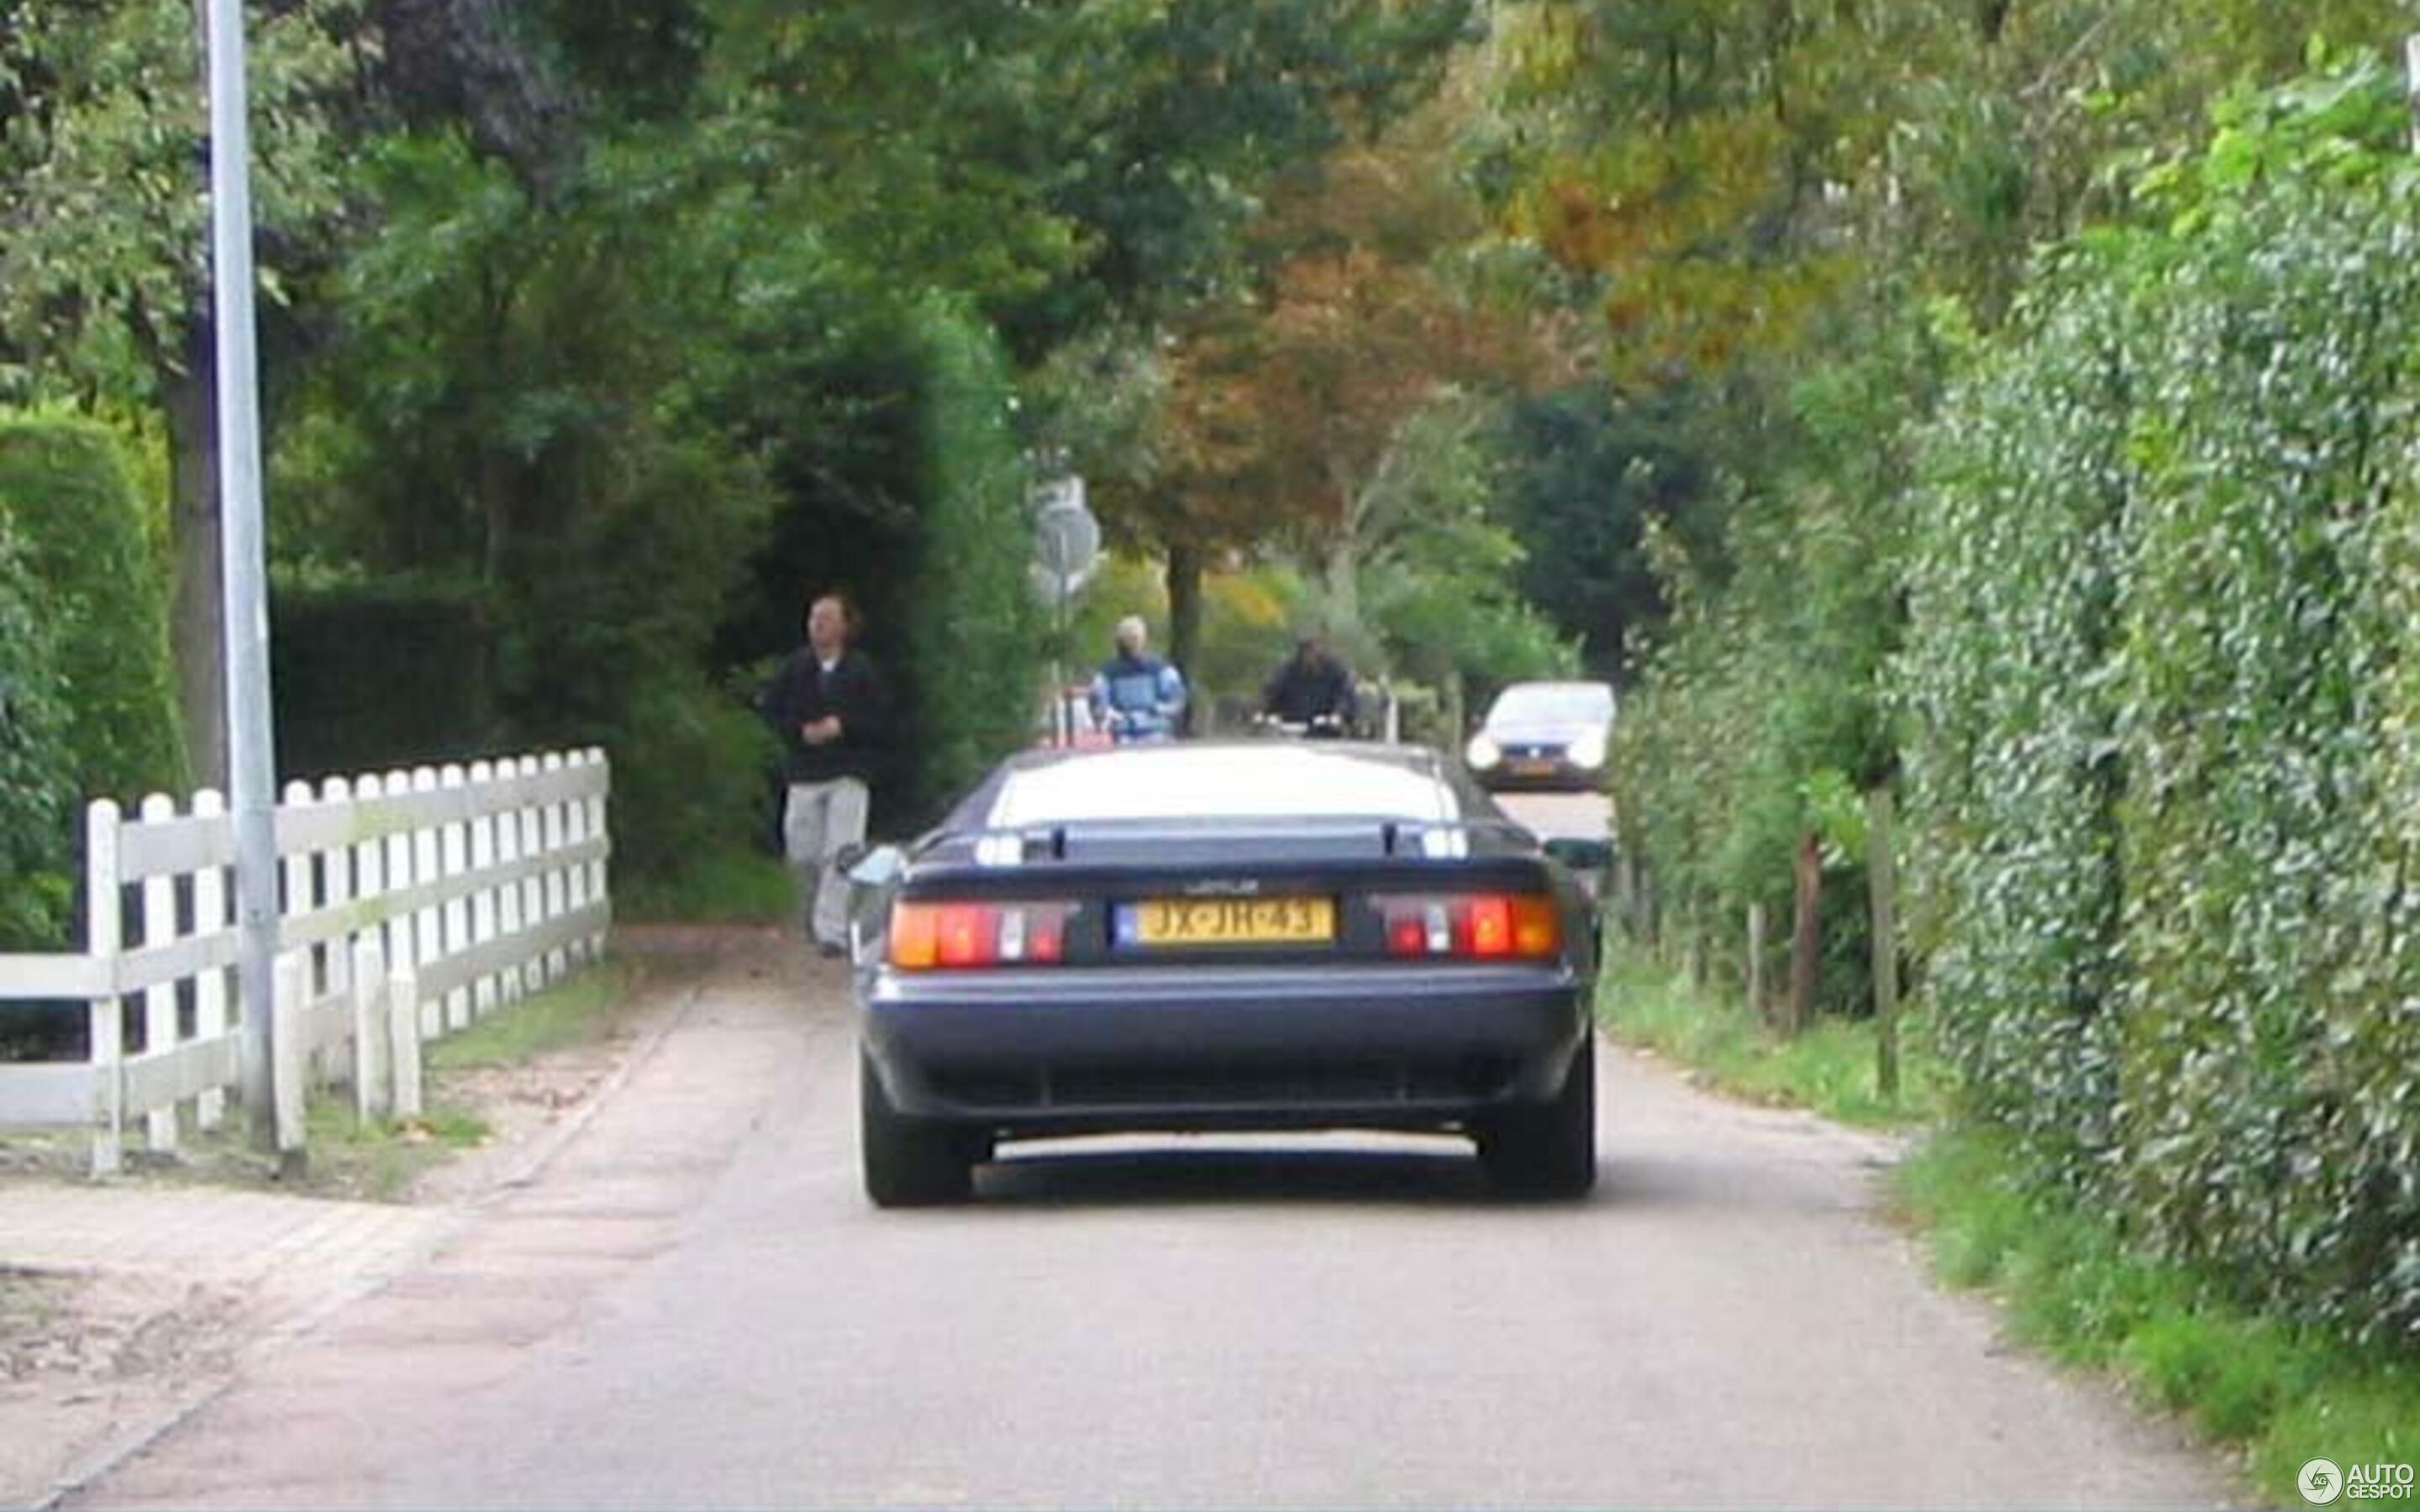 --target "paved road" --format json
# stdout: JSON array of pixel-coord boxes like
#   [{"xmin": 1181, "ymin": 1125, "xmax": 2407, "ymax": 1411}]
[
  {"xmin": 67, "ymin": 931, "xmax": 2236, "ymax": 1510},
  {"xmin": 1492, "ymin": 789, "xmax": 1612, "ymax": 846}
]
